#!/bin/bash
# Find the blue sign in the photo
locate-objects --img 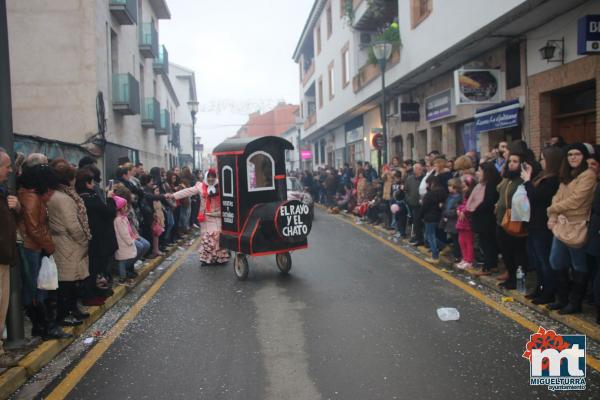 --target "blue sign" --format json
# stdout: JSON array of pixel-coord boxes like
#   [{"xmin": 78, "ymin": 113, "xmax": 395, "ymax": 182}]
[
  {"xmin": 474, "ymin": 100, "xmax": 520, "ymax": 133},
  {"xmin": 578, "ymin": 15, "xmax": 600, "ymax": 55},
  {"xmin": 425, "ymin": 89, "xmax": 454, "ymax": 121}
]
